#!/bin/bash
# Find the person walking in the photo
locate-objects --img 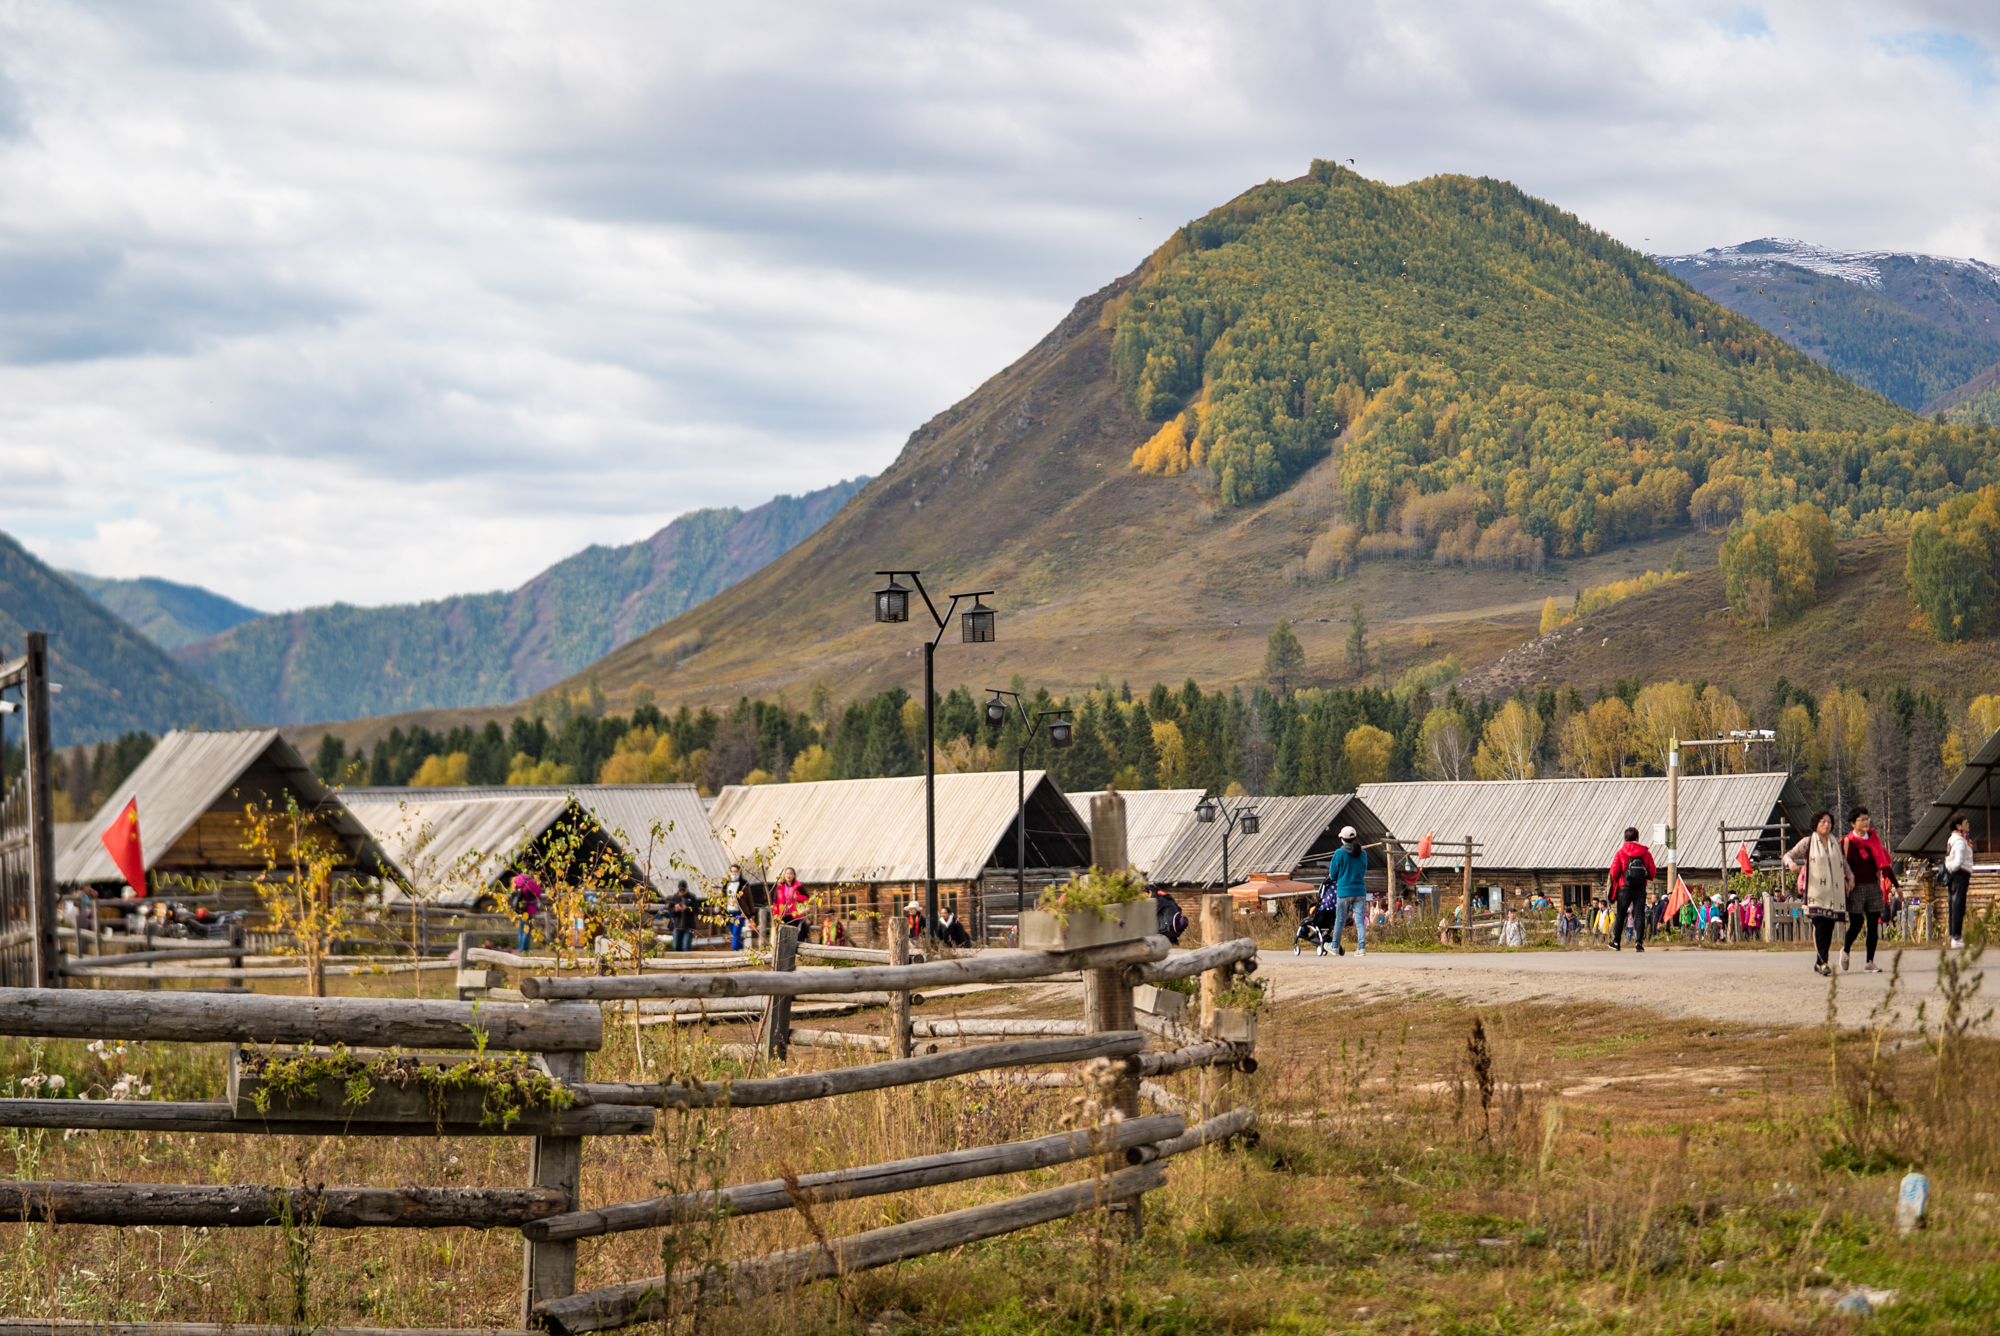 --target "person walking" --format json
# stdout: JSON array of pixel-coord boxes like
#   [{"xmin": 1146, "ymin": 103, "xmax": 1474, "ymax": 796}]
[
  {"xmin": 1840, "ymin": 808, "xmax": 1896, "ymax": 972},
  {"xmin": 1608, "ymin": 827, "xmax": 1656, "ymax": 953},
  {"xmin": 1326, "ymin": 825, "xmax": 1369, "ymax": 957},
  {"xmin": 664, "ymin": 879, "xmax": 699, "ymax": 953},
  {"xmin": 1783, "ymin": 810, "xmax": 1852, "ymax": 976},
  {"xmin": 507, "ymin": 873, "xmax": 543, "ymax": 953},
  {"xmin": 771, "ymin": 867, "xmax": 811, "ymax": 942},
  {"xmin": 1945, "ymin": 811, "xmax": 1975, "ymax": 951}
]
